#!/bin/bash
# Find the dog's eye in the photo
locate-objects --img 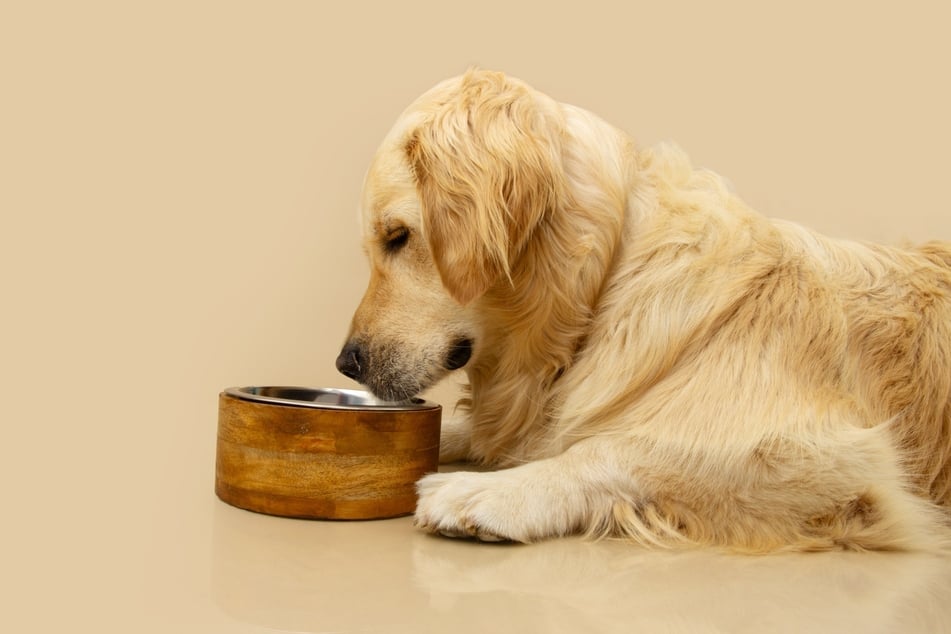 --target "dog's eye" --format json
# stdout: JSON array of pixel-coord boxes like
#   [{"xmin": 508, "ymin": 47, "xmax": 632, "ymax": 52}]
[{"xmin": 384, "ymin": 227, "xmax": 410, "ymax": 254}]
